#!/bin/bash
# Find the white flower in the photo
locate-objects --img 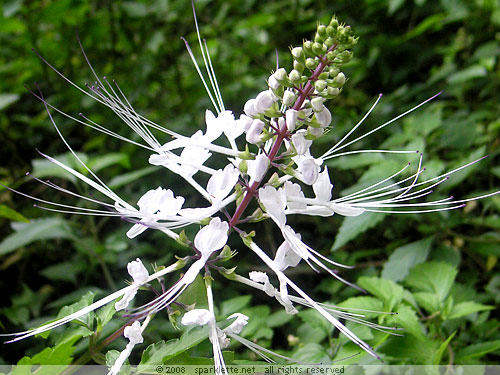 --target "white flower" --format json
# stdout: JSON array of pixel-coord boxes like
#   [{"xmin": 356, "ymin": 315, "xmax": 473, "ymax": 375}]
[
  {"xmin": 313, "ymin": 168, "xmax": 333, "ymax": 203},
  {"xmin": 243, "ymin": 98, "xmax": 258, "ymax": 117},
  {"xmin": 291, "ymin": 130, "xmax": 312, "ymax": 155},
  {"xmin": 224, "ymin": 313, "xmax": 249, "ymax": 335},
  {"xmin": 194, "ymin": 217, "xmax": 229, "ymax": 258},
  {"xmin": 235, "ymin": 114, "xmax": 253, "ymax": 133},
  {"xmin": 115, "ymin": 258, "xmax": 149, "ymax": 311},
  {"xmin": 296, "ymin": 156, "xmax": 319, "ymax": 185},
  {"xmin": 207, "ymin": 164, "xmax": 240, "ymax": 204},
  {"xmin": 274, "ymin": 240, "xmax": 301, "ymax": 271},
  {"xmin": 125, "ymin": 187, "xmax": 185, "ymax": 238},
  {"xmin": 181, "ymin": 309, "xmax": 215, "ymax": 326},
  {"xmin": 124, "ymin": 320, "xmax": 144, "ymax": 345},
  {"xmin": 311, "ymin": 97, "xmax": 325, "ymax": 112},
  {"xmin": 282, "ymin": 90, "xmax": 296, "ymax": 107},
  {"xmin": 259, "ymin": 186, "xmax": 287, "ymax": 226},
  {"xmin": 245, "ymin": 119, "xmax": 265, "ymax": 144},
  {"xmin": 283, "ymin": 181, "xmax": 306, "ymax": 210},
  {"xmin": 247, "ymin": 153, "xmax": 269, "ymax": 183},
  {"xmin": 268, "ymin": 74, "xmax": 280, "ymax": 90}
]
